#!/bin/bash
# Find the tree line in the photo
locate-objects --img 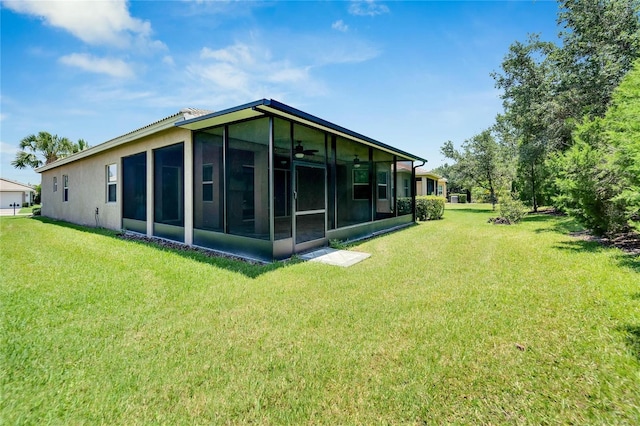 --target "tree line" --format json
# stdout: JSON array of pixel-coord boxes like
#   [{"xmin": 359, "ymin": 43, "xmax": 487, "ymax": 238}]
[{"xmin": 438, "ymin": 0, "xmax": 640, "ymax": 236}]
